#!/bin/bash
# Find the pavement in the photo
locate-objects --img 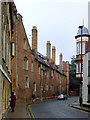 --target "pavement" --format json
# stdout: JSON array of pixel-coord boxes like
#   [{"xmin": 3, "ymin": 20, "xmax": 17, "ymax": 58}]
[
  {"xmin": 2, "ymin": 102, "xmax": 31, "ymax": 119},
  {"xmin": 70, "ymin": 101, "xmax": 90, "ymax": 113},
  {"xmin": 2, "ymin": 99, "xmax": 90, "ymax": 119}
]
